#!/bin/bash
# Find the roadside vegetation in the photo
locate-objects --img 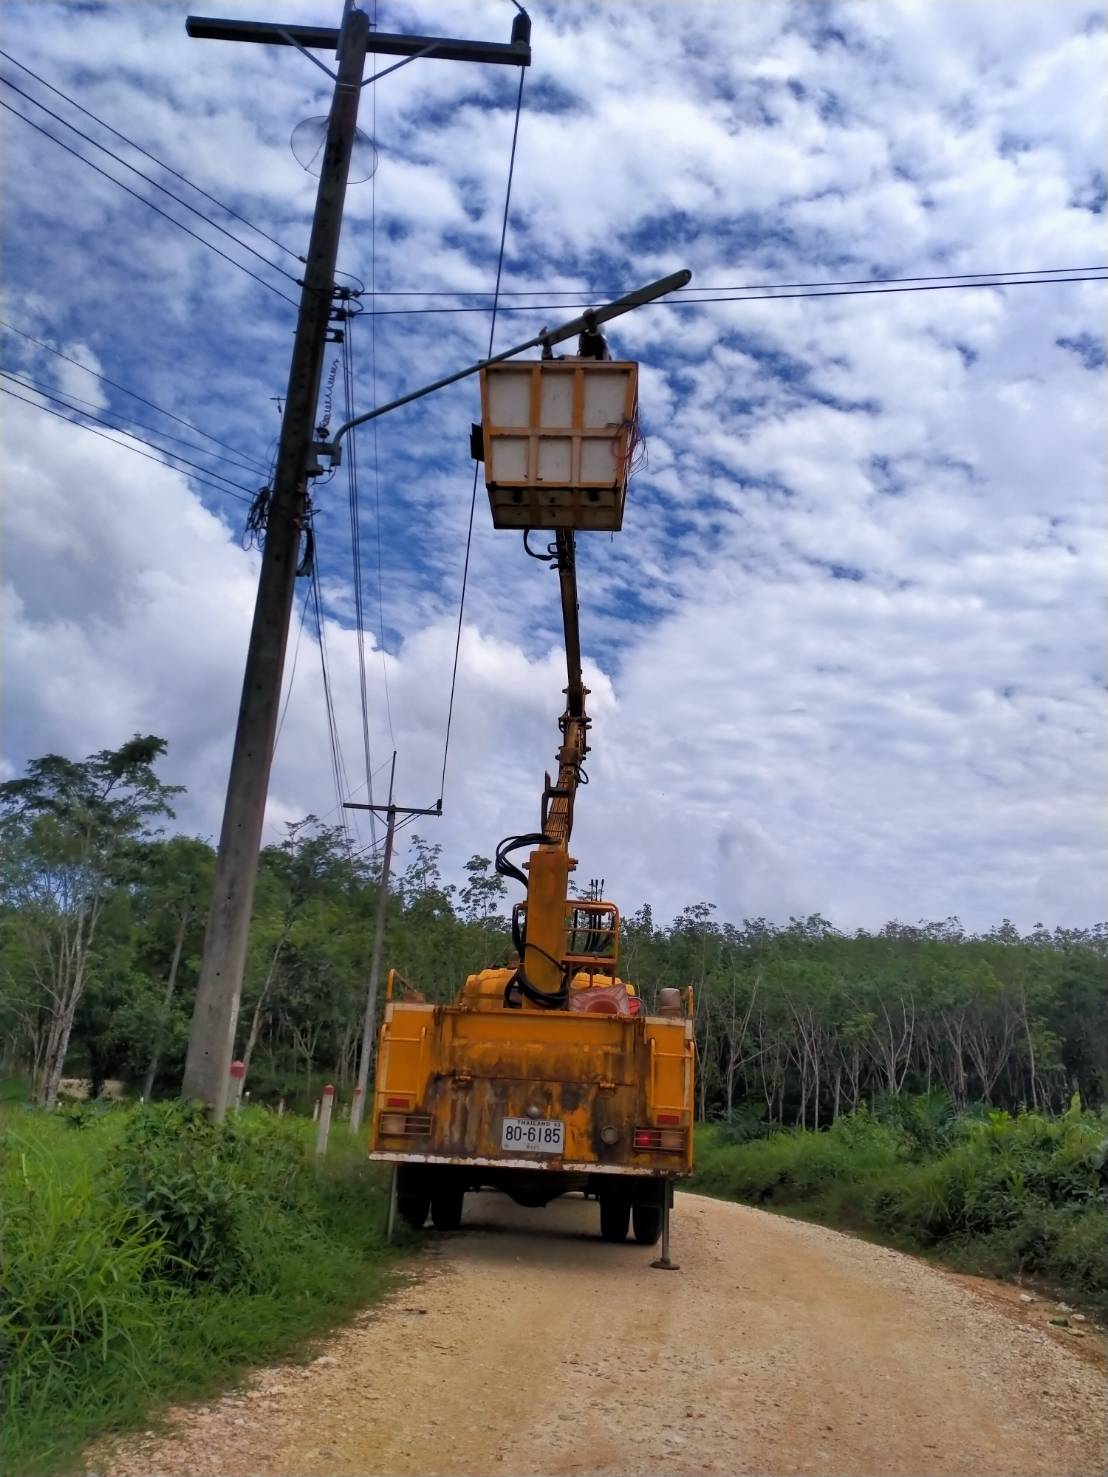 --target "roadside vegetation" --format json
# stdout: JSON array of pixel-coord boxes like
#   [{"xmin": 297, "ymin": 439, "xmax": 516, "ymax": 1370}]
[
  {"xmin": 3, "ymin": 737, "xmax": 1106, "ymax": 1464},
  {"xmin": 2, "ymin": 738, "xmax": 1106, "ymax": 1126},
  {"xmin": 693, "ymin": 1094, "xmax": 1108, "ymax": 1314},
  {"xmin": 0, "ymin": 1100, "xmax": 396, "ymax": 1477}
]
